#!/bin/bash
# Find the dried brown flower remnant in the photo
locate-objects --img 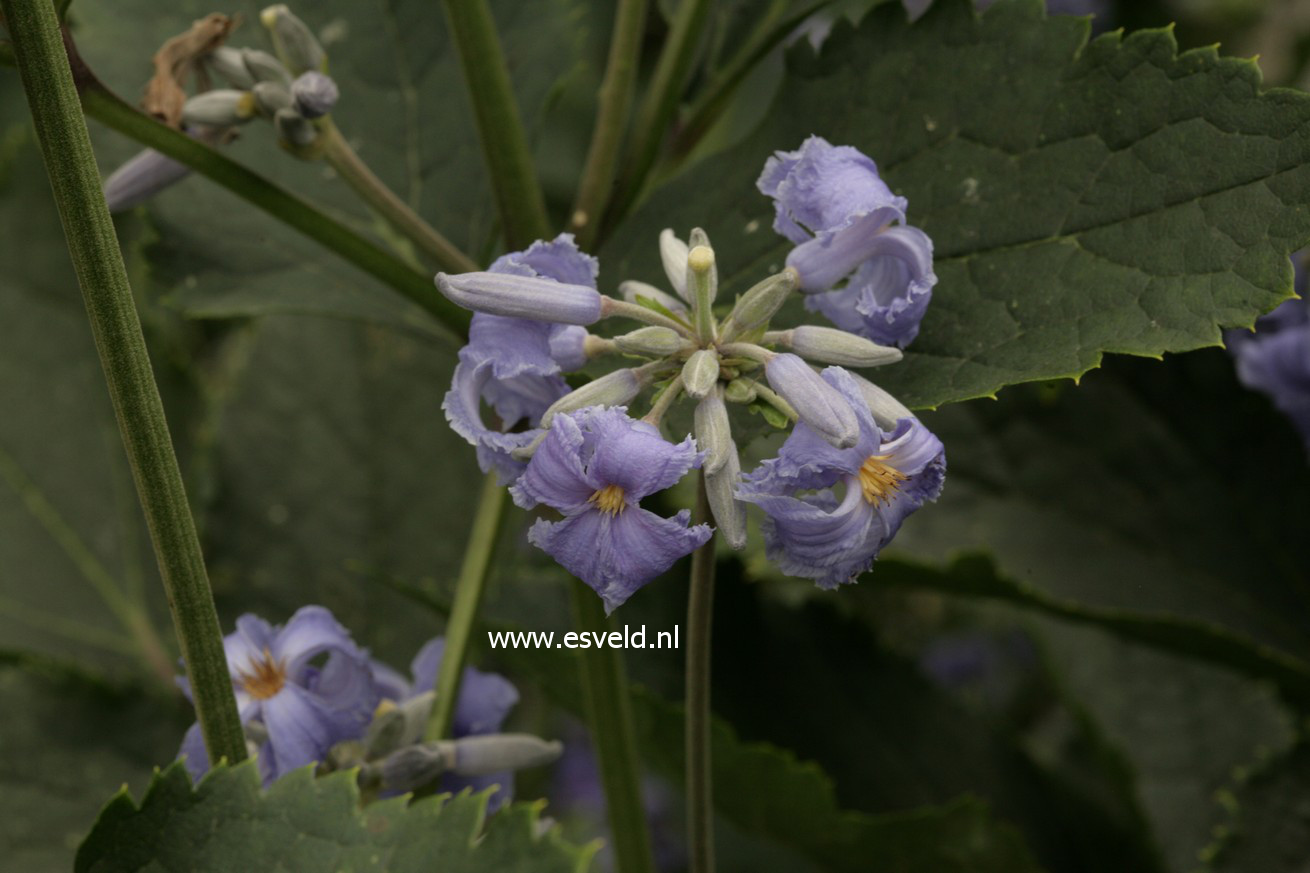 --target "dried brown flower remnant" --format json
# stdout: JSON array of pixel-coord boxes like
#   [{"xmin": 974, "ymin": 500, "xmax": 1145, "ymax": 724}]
[{"xmin": 143, "ymin": 13, "xmax": 235, "ymax": 127}]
